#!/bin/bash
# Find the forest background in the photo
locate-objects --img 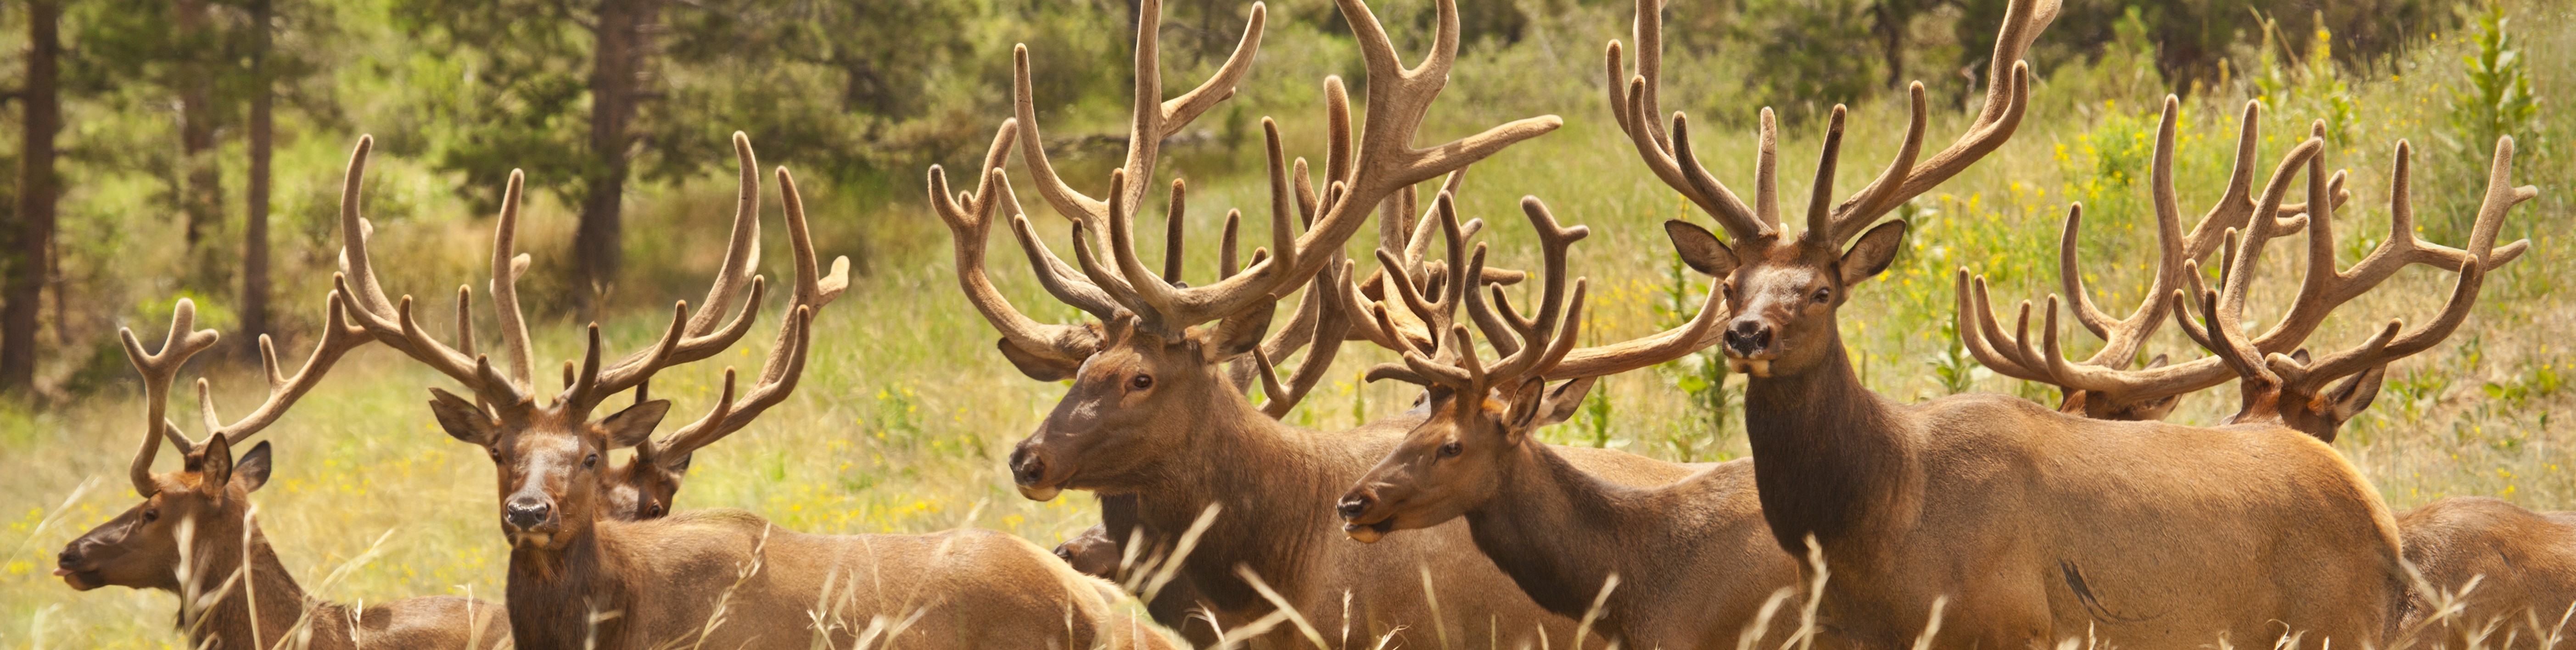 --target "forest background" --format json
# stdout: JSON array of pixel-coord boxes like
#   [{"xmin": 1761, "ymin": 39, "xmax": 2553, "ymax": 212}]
[{"xmin": 0, "ymin": 0, "xmax": 2567, "ymax": 644}]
